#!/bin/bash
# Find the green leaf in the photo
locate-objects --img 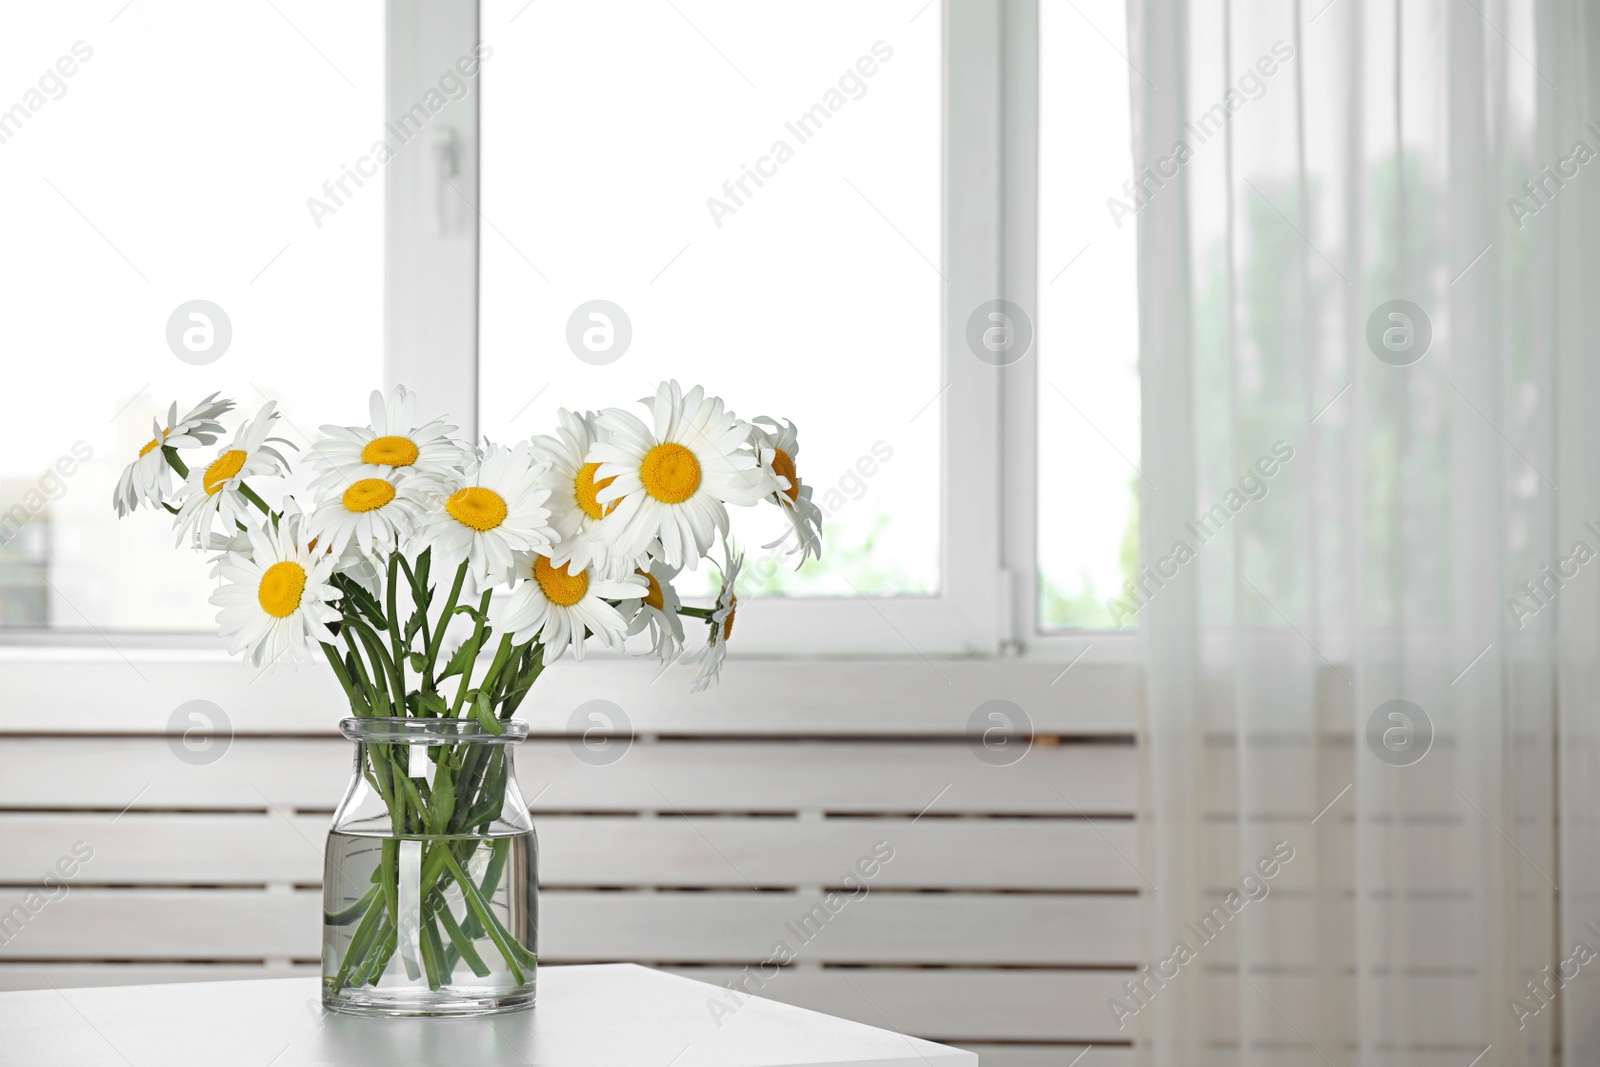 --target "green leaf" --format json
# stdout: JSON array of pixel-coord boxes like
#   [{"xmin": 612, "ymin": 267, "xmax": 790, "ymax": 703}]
[
  {"xmin": 438, "ymin": 642, "xmax": 474, "ymax": 682},
  {"xmin": 471, "ymin": 691, "xmax": 504, "ymax": 735},
  {"xmin": 407, "ymin": 652, "xmax": 427, "ymax": 674},
  {"xmin": 334, "ymin": 575, "xmax": 388, "ymax": 627},
  {"xmin": 450, "ymin": 604, "xmax": 487, "ymax": 624},
  {"xmin": 415, "ymin": 691, "xmax": 448, "ymax": 718},
  {"xmin": 427, "ymin": 763, "xmax": 456, "ymax": 834}
]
